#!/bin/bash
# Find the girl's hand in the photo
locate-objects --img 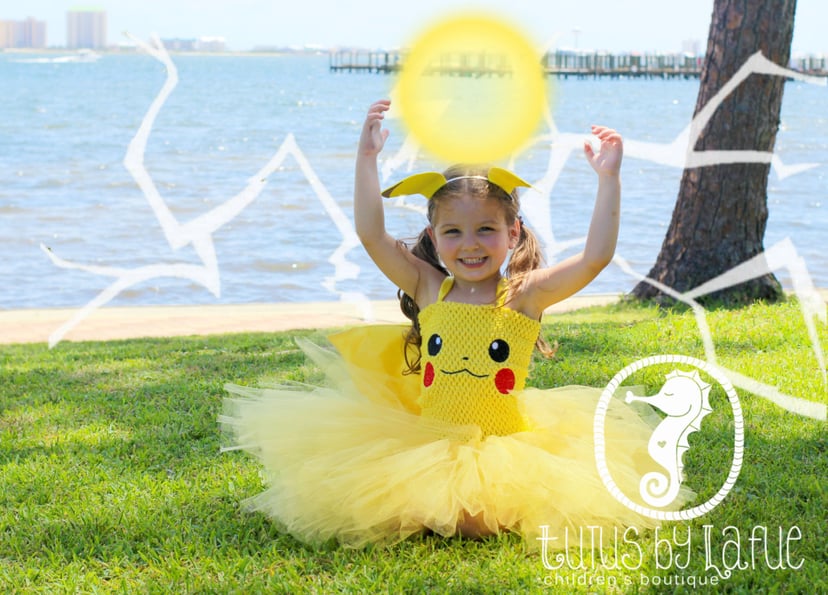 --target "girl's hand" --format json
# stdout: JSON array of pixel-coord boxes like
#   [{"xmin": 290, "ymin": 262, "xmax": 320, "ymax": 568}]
[
  {"xmin": 359, "ymin": 99, "xmax": 391, "ymax": 157},
  {"xmin": 584, "ymin": 125, "xmax": 623, "ymax": 177}
]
